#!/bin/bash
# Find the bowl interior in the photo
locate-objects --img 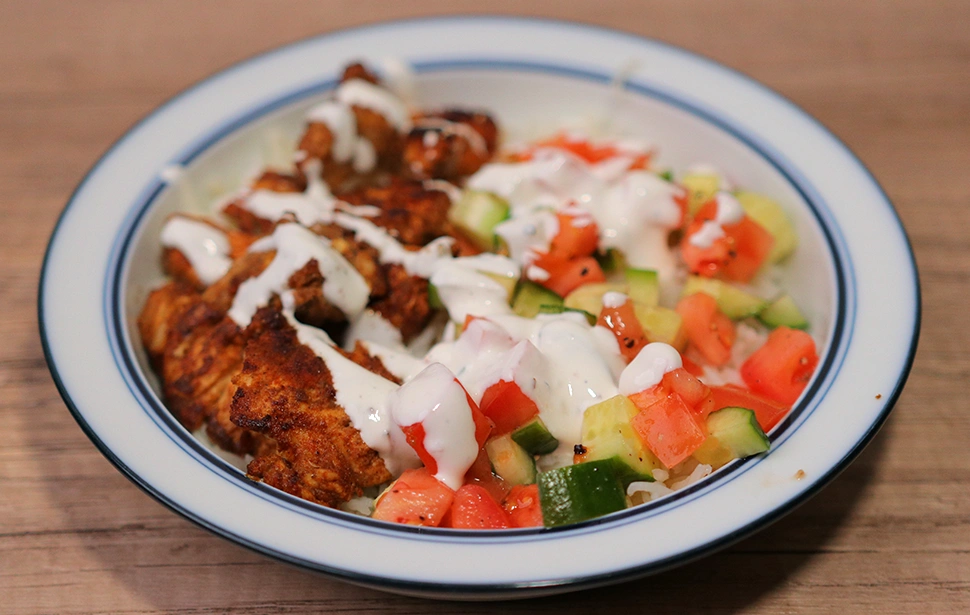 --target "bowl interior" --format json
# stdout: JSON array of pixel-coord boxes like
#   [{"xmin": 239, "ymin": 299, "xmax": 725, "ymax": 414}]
[{"xmin": 121, "ymin": 62, "xmax": 839, "ymax": 517}]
